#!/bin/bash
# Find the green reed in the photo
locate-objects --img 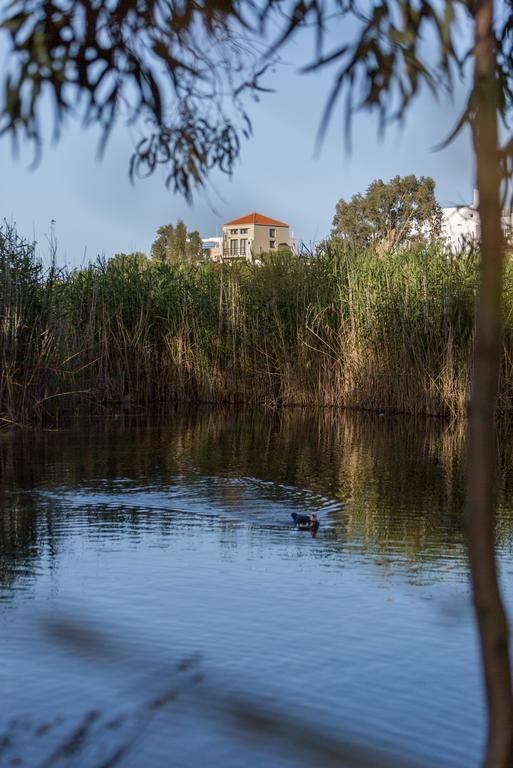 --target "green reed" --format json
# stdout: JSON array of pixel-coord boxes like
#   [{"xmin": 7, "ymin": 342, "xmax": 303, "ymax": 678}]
[{"xmin": 1, "ymin": 220, "xmax": 504, "ymax": 426}]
